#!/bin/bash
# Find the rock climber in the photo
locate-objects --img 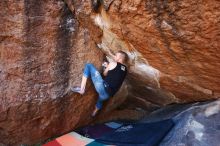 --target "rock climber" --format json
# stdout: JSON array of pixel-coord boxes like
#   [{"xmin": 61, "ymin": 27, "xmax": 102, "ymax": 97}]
[{"xmin": 71, "ymin": 50, "xmax": 128, "ymax": 117}]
